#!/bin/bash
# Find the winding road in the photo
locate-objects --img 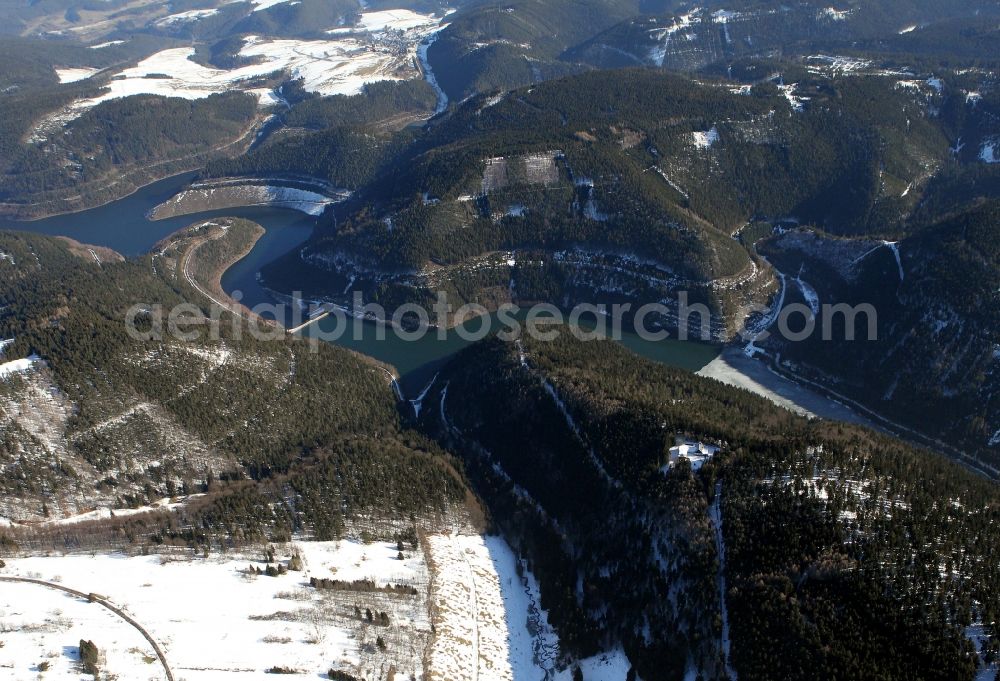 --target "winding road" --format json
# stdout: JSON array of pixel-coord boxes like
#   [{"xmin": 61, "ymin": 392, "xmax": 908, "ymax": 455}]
[
  {"xmin": 180, "ymin": 224, "xmax": 239, "ymax": 315},
  {"xmin": 0, "ymin": 575, "xmax": 174, "ymax": 681}
]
